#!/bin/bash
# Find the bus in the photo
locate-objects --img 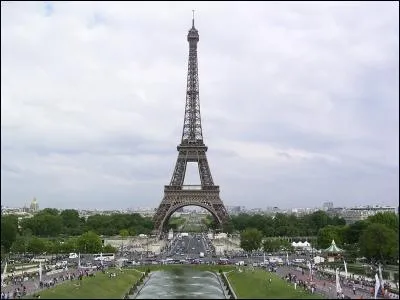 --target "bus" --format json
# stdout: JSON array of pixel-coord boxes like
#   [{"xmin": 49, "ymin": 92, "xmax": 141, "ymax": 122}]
[{"xmin": 93, "ymin": 253, "xmax": 115, "ymax": 261}]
